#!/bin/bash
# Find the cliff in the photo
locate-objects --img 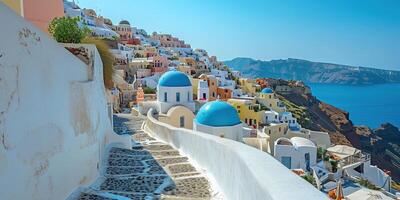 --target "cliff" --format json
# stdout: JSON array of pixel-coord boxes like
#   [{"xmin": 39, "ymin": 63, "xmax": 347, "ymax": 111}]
[
  {"xmin": 264, "ymin": 78, "xmax": 400, "ymax": 182},
  {"xmin": 355, "ymin": 123, "xmax": 400, "ymax": 182},
  {"xmin": 225, "ymin": 57, "xmax": 400, "ymax": 85}
]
